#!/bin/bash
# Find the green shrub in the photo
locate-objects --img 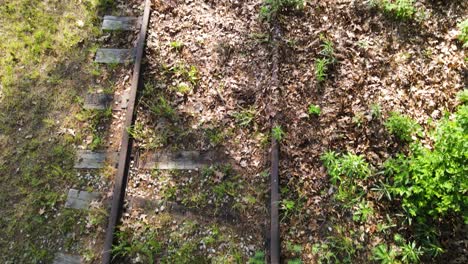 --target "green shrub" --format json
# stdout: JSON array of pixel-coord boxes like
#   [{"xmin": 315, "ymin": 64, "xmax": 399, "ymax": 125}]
[
  {"xmin": 387, "ymin": 105, "xmax": 468, "ymax": 222},
  {"xmin": 384, "ymin": 111, "xmax": 421, "ymax": 141},
  {"xmin": 457, "ymin": 19, "xmax": 468, "ymax": 47}
]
